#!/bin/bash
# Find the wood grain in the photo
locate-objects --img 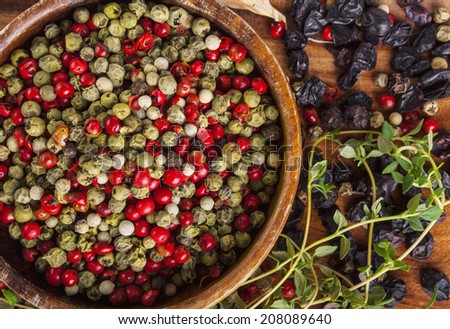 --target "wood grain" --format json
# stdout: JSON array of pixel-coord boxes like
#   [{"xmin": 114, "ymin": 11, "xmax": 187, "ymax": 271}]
[
  {"xmin": 0, "ymin": 0, "xmax": 300, "ymax": 308},
  {"xmin": 1, "ymin": 0, "xmax": 450, "ymax": 308}
]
